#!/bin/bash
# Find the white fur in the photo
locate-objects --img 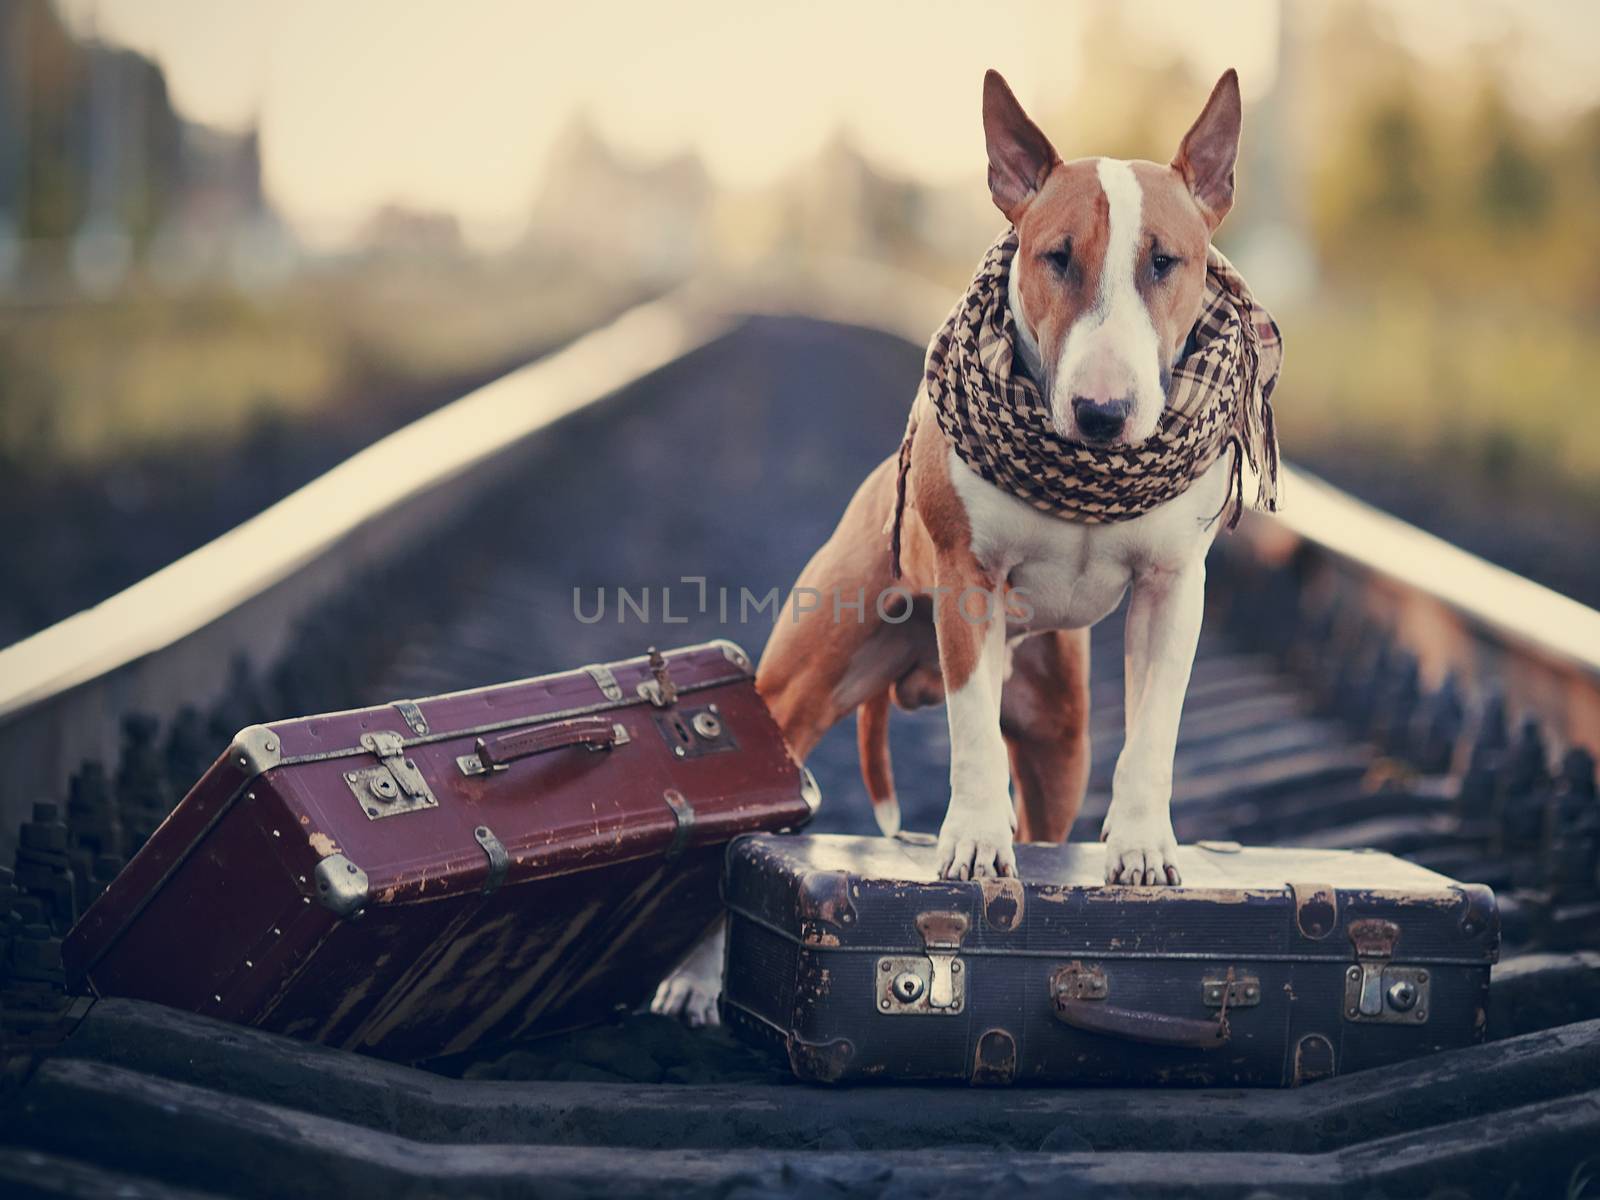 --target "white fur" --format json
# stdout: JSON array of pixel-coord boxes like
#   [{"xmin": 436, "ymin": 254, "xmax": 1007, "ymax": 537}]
[
  {"xmin": 935, "ymin": 446, "xmax": 1226, "ymax": 883},
  {"xmin": 650, "ymin": 917, "xmax": 725, "ymax": 1027},
  {"xmin": 934, "ymin": 592, "xmax": 1017, "ymax": 879},
  {"xmin": 1050, "ymin": 158, "xmax": 1165, "ymax": 443},
  {"xmin": 954, "ymin": 446, "xmax": 1227, "ymax": 632}
]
